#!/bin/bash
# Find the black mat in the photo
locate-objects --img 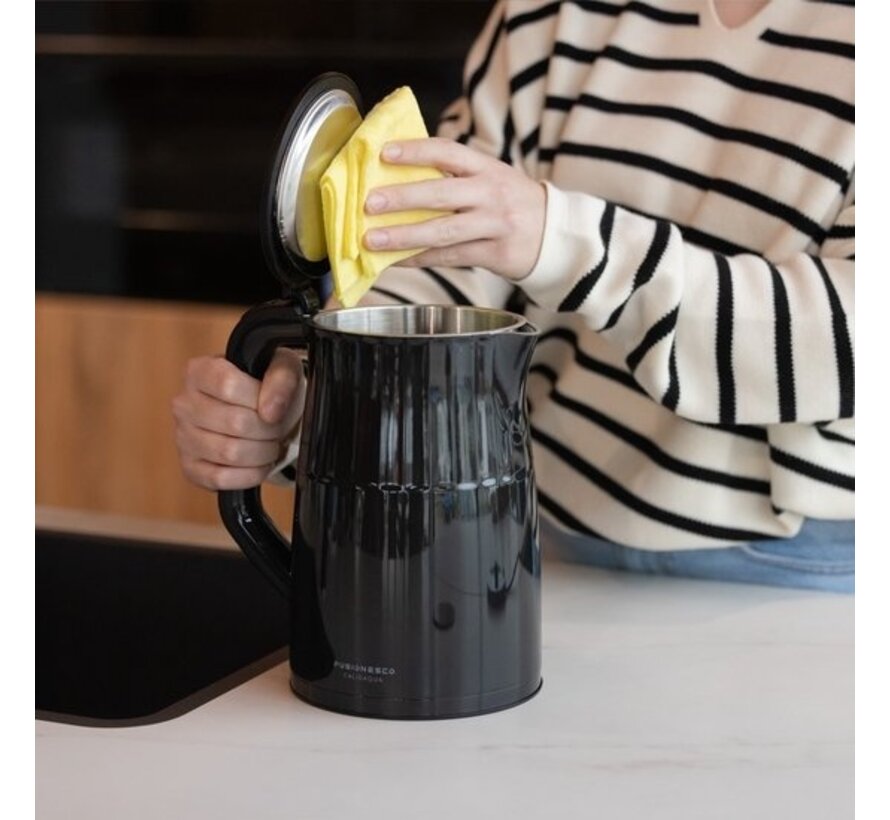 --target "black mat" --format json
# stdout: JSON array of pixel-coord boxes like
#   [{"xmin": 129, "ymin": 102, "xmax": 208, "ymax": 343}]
[{"xmin": 36, "ymin": 530, "xmax": 289, "ymax": 725}]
